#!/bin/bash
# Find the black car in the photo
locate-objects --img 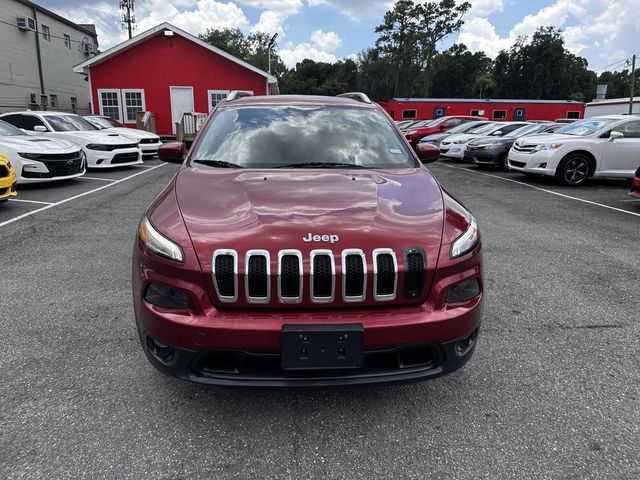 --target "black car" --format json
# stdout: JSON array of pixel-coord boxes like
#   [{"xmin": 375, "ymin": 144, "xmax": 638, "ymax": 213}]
[
  {"xmin": 465, "ymin": 123, "xmax": 561, "ymax": 170},
  {"xmin": 418, "ymin": 120, "xmax": 494, "ymax": 148}
]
